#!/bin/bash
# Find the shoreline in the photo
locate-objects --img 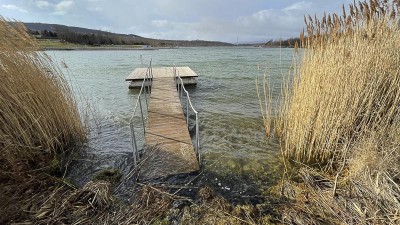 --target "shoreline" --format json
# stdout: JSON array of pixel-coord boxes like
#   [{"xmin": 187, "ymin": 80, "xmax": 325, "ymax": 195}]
[
  {"xmin": 42, "ymin": 45, "xmax": 290, "ymax": 51},
  {"xmin": 43, "ymin": 46, "xmax": 165, "ymax": 51}
]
